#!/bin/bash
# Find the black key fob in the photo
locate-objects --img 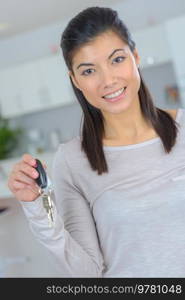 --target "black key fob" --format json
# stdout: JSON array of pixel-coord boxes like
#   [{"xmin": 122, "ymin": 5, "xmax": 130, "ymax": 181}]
[{"xmin": 34, "ymin": 159, "xmax": 47, "ymax": 189}]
